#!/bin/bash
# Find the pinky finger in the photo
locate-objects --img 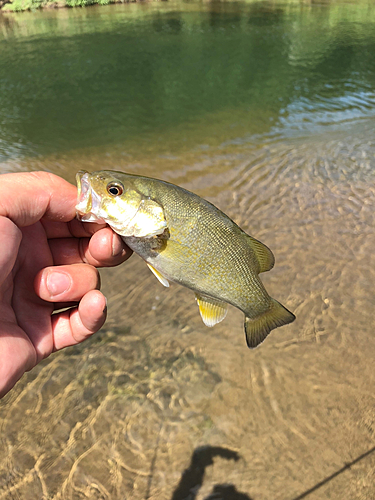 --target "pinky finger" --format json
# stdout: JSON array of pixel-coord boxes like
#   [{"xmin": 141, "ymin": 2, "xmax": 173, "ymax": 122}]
[{"xmin": 51, "ymin": 290, "xmax": 107, "ymax": 351}]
